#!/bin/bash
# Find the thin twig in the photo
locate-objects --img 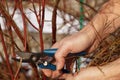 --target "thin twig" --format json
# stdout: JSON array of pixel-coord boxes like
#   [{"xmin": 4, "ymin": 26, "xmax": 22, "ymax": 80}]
[
  {"xmin": 0, "ymin": 25, "xmax": 14, "ymax": 80},
  {"xmin": 52, "ymin": 0, "xmax": 60, "ymax": 44},
  {"xmin": 0, "ymin": 2, "xmax": 24, "ymax": 45},
  {"xmin": 14, "ymin": 58, "xmax": 22, "ymax": 80},
  {"xmin": 39, "ymin": 0, "xmax": 45, "ymax": 51},
  {"xmin": 77, "ymin": 0, "xmax": 98, "ymax": 13},
  {"xmin": 19, "ymin": 0, "xmax": 28, "ymax": 51}
]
